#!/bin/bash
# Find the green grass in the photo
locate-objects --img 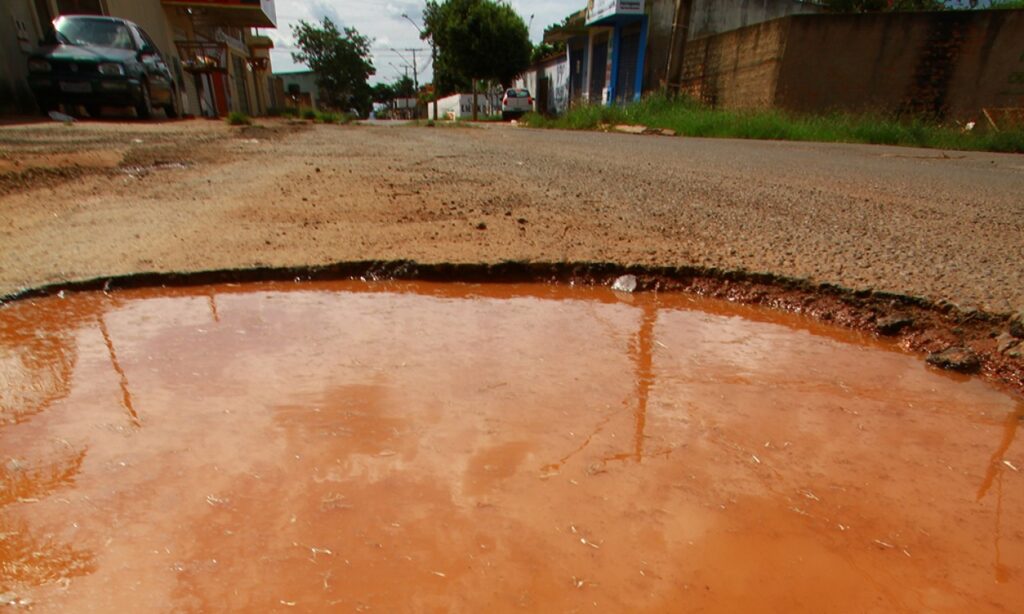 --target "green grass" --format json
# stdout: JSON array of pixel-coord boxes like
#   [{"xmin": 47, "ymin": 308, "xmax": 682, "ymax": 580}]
[
  {"xmin": 313, "ymin": 111, "xmax": 353, "ymax": 125},
  {"xmin": 522, "ymin": 94, "xmax": 1024, "ymax": 154},
  {"xmin": 226, "ymin": 111, "xmax": 252, "ymax": 126}
]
